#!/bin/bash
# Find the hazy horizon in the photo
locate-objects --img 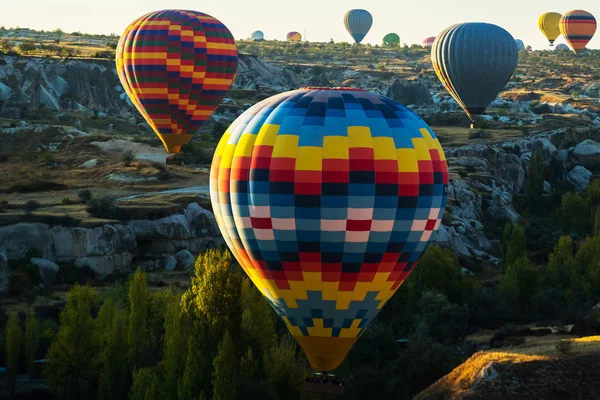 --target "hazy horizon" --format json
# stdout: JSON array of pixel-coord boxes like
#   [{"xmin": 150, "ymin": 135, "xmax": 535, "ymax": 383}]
[{"xmin": 0, "ymin": 0, "xmax": 599, "ymax": 49}]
